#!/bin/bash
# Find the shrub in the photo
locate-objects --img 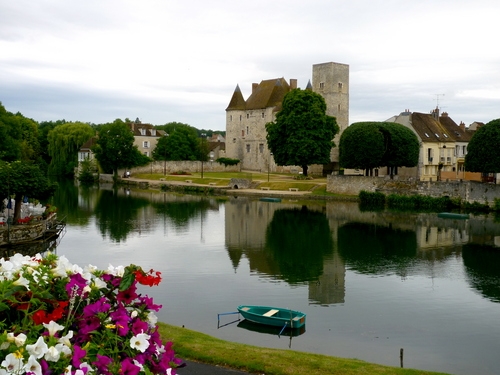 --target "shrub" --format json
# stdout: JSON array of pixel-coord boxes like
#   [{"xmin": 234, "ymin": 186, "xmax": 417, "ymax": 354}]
[{"xmin": 216, "ymin": 158, "xmax": 240, "ymax": 166}]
